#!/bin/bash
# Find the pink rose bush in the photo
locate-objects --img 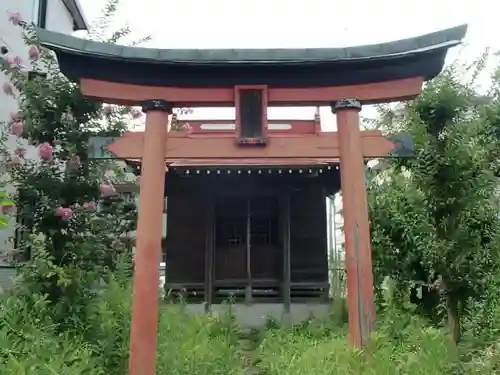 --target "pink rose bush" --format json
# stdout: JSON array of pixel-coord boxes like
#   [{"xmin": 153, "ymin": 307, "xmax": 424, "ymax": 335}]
[
  {"xmin": 28, "ymin": 45, "xmax": 40, "ymax": 61},
  {"xmin": 56, "ymin": 206, "xmax": 73, "ymax": 221},
  {"xmin": 14, "ymin": 147, "xmax": 26, "ymax": 157},
  {"xmin": 0, "ymin": 11, "xmax": 139, "ymax": 338},
  {"xmin": 2, "ymin": 54, "xmax": 15, "ymax": 68},
  {"xmin": 39, "ymin": 142, "xmax": 53, "ymax": 162},
  {"xmin": 11, "ymin": 120, "xmax": 24, "ymax": 136},
  {"xmin": 7, "ymin": 12, "xmax": 22, "ymax": 25},
  {"xmin": 3, "ymin": 82, "xmax": 14, "ymax": 96},
  {"xmin": 83, "ymin": 201, "xmax": 97, "ymax": 210},
  {"xmin": 100, "ymin": 182, "xmax": 117, "ymax": 198}
]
